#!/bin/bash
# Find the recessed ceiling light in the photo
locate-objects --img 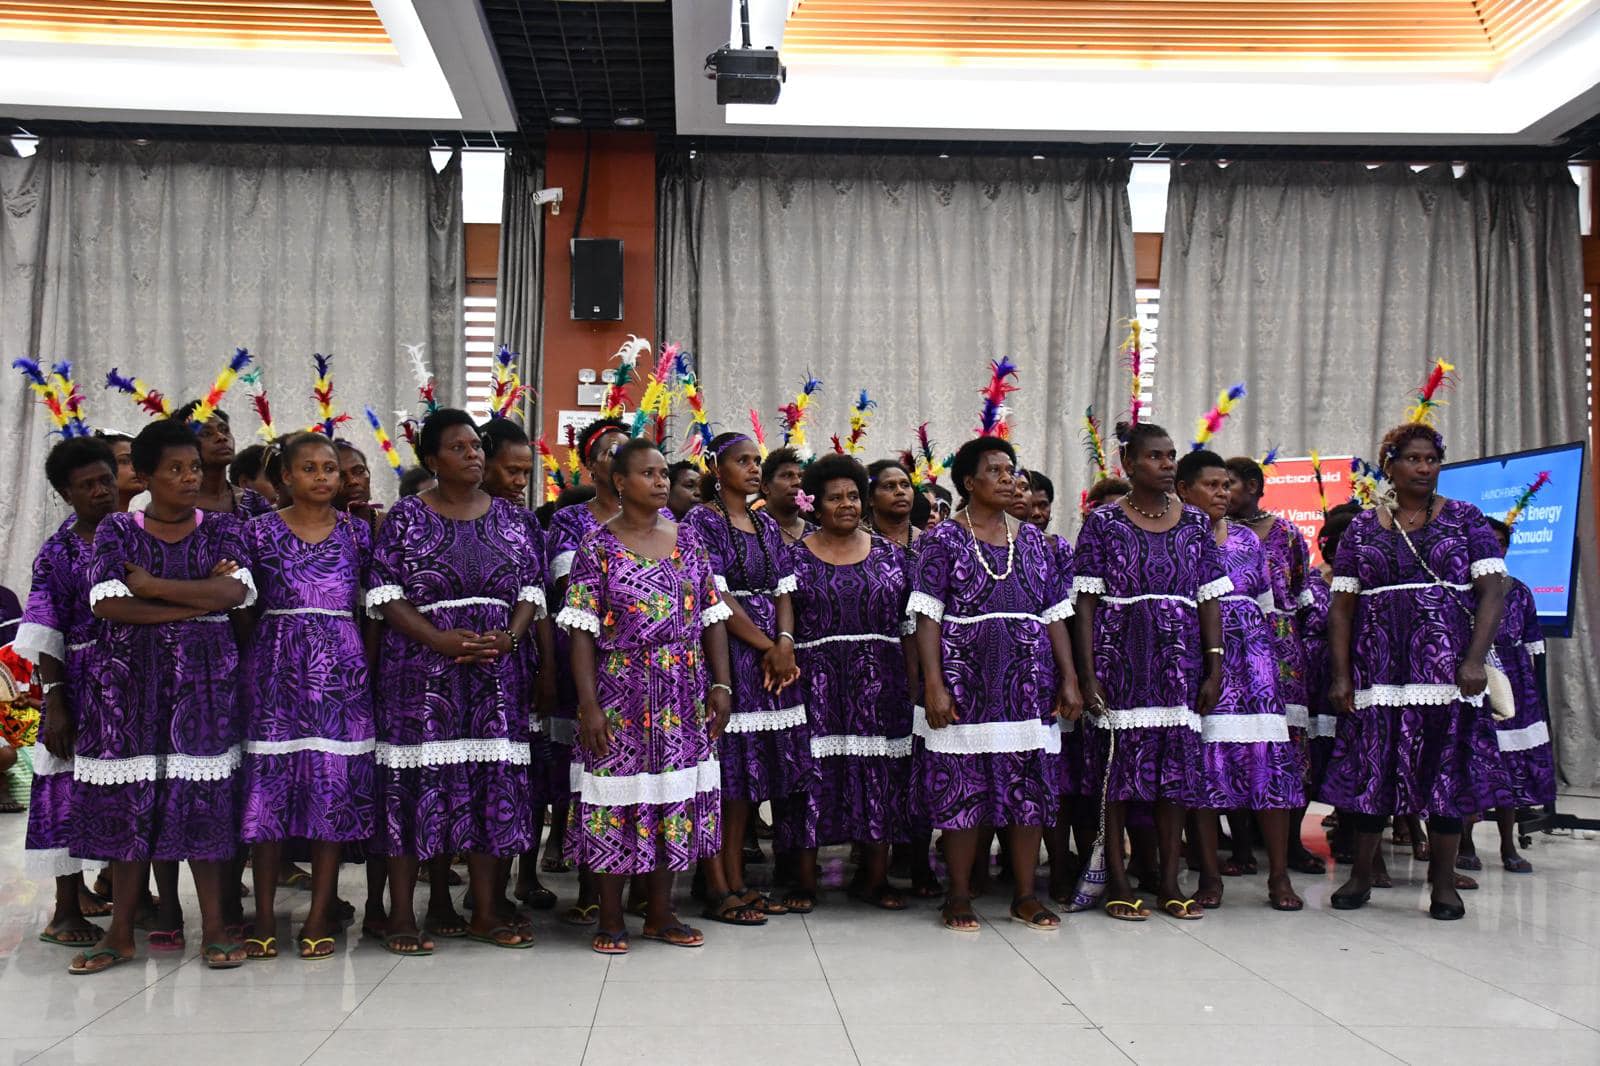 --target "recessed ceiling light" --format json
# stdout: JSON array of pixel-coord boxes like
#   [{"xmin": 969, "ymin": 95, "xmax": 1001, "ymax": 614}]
[
  {"xmin": 613, "ymin": 114, "xmax": 645, "ymax": 128},
  {"xmin": 1031, "ymin": 154, "xmax": 1045, "ymax": 160},
  {"xmin": 550, "ymin": 112, "xmax": 581, "ymax": 126},
  {"xmin": 938, "ymin": 153, "xmax": 949, "ymax": 159}
]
